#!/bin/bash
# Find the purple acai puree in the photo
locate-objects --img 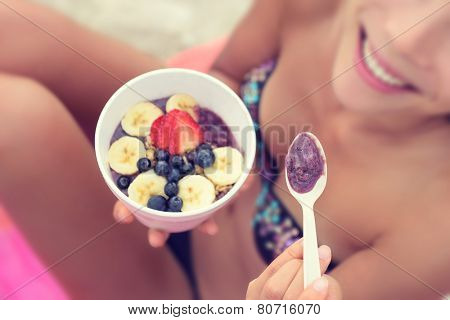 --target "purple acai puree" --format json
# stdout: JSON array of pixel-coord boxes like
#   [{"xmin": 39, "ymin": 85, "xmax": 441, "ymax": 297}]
[
  {"xmin": 286, "ymin": 133, "xmax": 324, "ymax": 193},
  {"xmin": 196, "ymin": 107, "xmax": 237, "ymax": 148}
]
